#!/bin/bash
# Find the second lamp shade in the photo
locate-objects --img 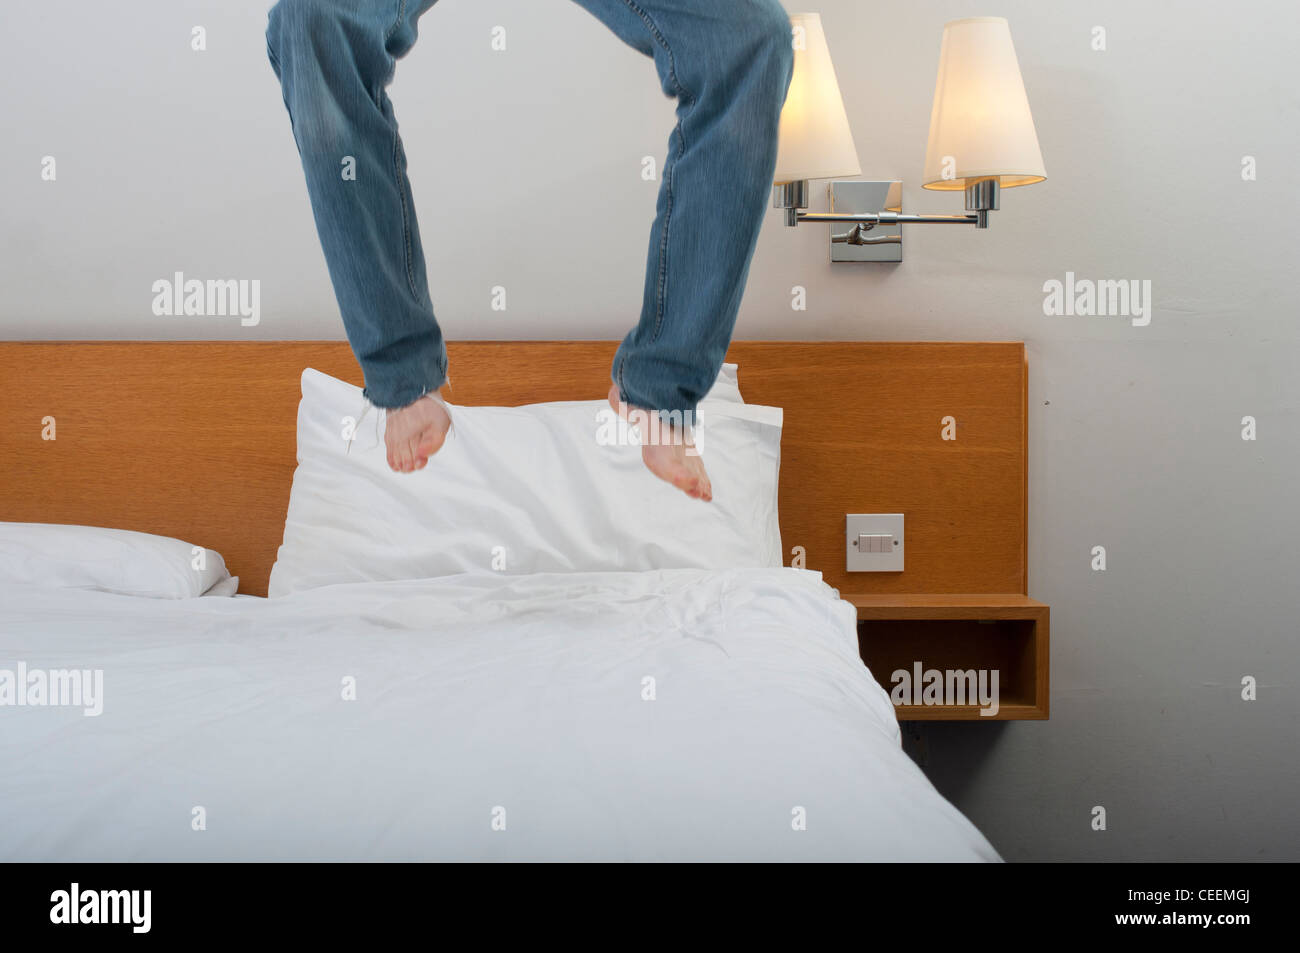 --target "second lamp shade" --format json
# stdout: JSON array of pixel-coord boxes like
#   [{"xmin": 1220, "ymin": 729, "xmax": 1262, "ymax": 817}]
[{"xmin": 922, "ymin": 17, "xmax": 1046, "ymax": 190}]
